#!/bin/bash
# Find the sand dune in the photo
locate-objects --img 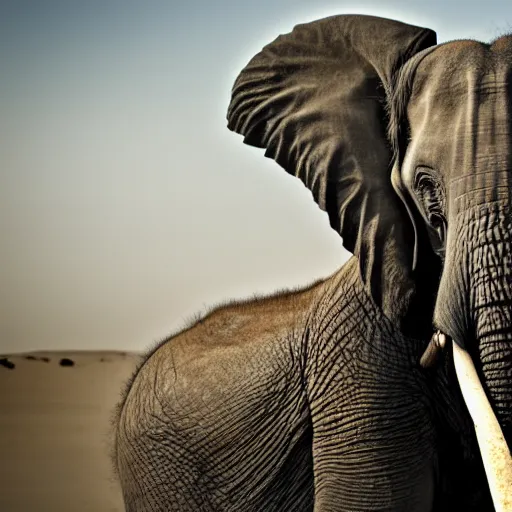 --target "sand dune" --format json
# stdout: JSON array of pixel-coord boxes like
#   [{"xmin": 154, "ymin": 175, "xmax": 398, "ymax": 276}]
[{"xmin": 0, "ymin": 350, "xmax": 141, "ymax": 512}]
